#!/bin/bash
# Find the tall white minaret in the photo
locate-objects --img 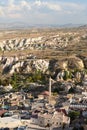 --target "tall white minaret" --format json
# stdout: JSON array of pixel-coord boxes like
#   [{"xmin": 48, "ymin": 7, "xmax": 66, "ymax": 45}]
[
  {"xmin": 49, "ymin": 77, "xmax": 51, "ymax": 104},
  {"xmin": 2, "ymin": 99, "xmax": 5, "ymax": 110}
]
